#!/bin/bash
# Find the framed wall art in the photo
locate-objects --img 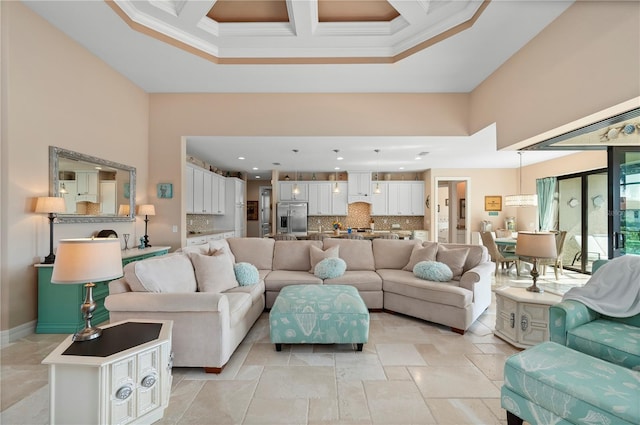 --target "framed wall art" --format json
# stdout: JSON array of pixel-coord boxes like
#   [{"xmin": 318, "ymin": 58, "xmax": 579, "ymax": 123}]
[
  {"xmin": 247, "ymin": 201, "xmax": 258, "ymax": 221},
  {"xmin": 157, "ymin": 183, "xmax": 173, "ymax": 199},
  {"xmin": 484, "ymin": 196, "xmax": 502, "ymax": 211}
]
